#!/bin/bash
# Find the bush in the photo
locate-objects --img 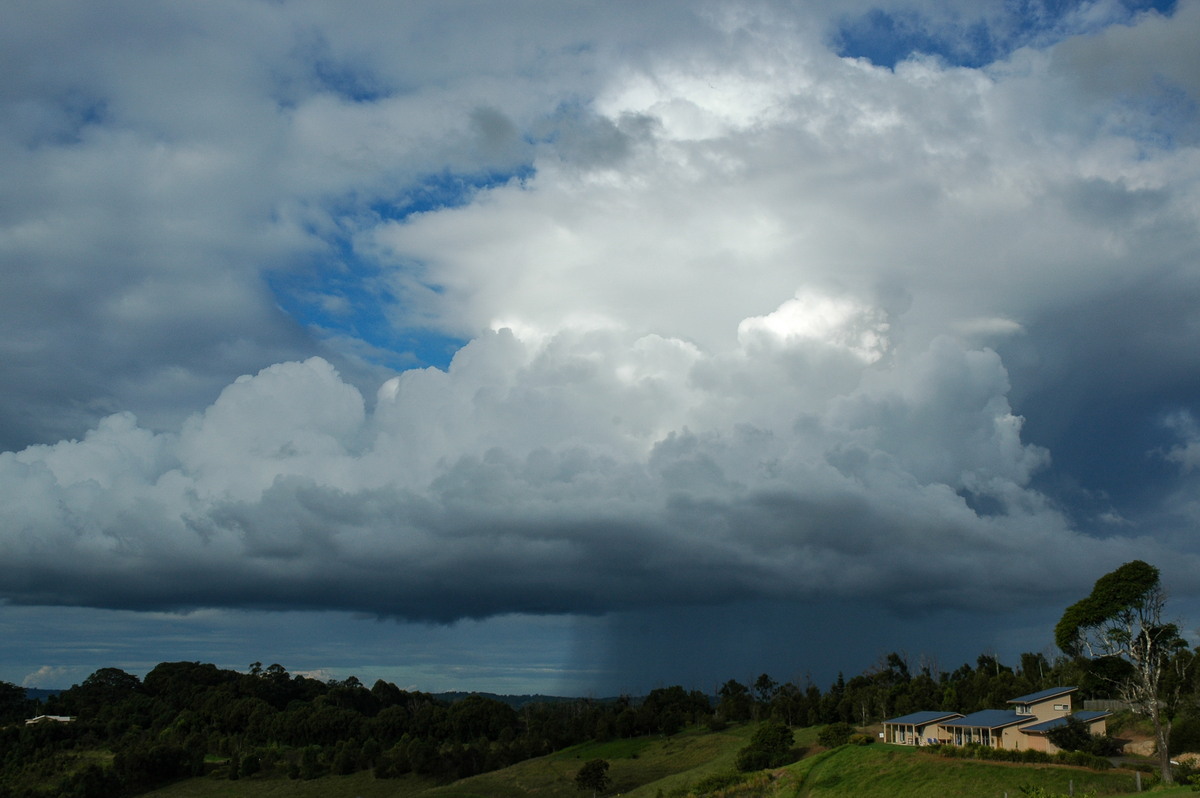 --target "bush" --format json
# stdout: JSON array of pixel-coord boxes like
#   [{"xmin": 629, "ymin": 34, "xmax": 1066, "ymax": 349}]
[
  {"xmin": 817, "ymin": 722, "xmax": 855, "ymax": 748},
  {"xmin": 1172, "ymin": 716, "xmax": 1200, "ymax": 756},
  {"xmin": 298, "ymin": 745, "xmax": 323, "ymax": 780},
  {"xmin": 693, "ymin": 771, "xmax": 749, "ymax": 793},
  {"xmin": 1018, "ymin": 786, "xmax": 1097, "ymax": 798},
  {"xmin": 113, "ymin": 742, "xmax": 203, "ymax": 791},
  {"xmin": 1176, "ymin": 761, "xmax": 1200, "ymax": 790},
  {"xmin": 849, "ymin": 733, "xmax": 874, "ymax": 746},
  {"xmin": 920, "ymin": 741, "xmax": 1109, "ymax": 770},
  {"xmin": 575, "ymin": 758, "xmax": 611, "ymax": 795},
  {"xmin": 1053, "ymin": 750, "xmax": 1111, "ymax": 770},
  {"xmin": 734, "ymin": 747, "xmax": 772, "ymax": 772},
  {"xmin": 1021, "ymin": 748, "xmax": 1052, "ymax": 764},
  {"xmin": 240, "ymin": 752, "xmax": 261, "ymax": 778},
  {"xmin": 1047, "ymin": 716, "xmax": 1122, "ymax": 757},
  {"xmin": 735, "ymin": 721, "xmax": 796, "ymax": 772}
]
